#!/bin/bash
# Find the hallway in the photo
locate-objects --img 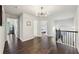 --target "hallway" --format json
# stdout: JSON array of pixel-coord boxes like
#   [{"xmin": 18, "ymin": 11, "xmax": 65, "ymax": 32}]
[{"xmin": 1, "ymin": 5, "xmax": 79, "ymax": 54}]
